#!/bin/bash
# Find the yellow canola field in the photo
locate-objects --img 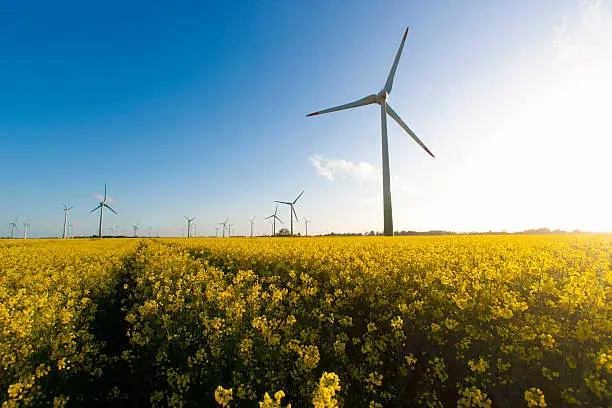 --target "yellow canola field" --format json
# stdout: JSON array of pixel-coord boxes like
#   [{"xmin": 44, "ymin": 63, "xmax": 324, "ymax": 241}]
[
  {"xmin": 0, "ymin": 239, "xmax": 137, "ymax": 407},
  {"xmin": 1, "ymin": 235, "xmax": 610, "ymax": 407}
]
